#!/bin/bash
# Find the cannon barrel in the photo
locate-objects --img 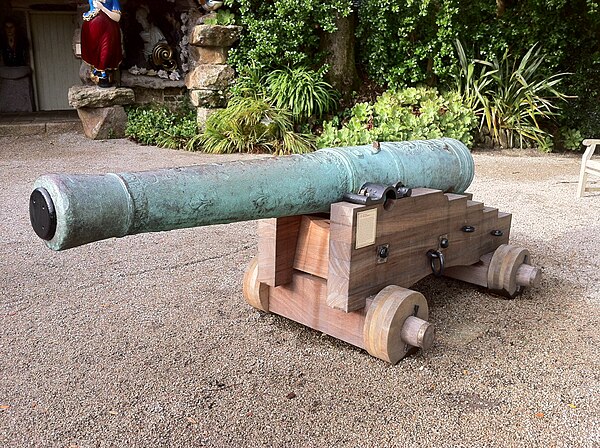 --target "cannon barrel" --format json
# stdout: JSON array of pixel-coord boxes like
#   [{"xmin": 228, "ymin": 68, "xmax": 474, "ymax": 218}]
[{"xmin": 30, "ymin": 138, "xmax": 474, "ymax": 251}]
